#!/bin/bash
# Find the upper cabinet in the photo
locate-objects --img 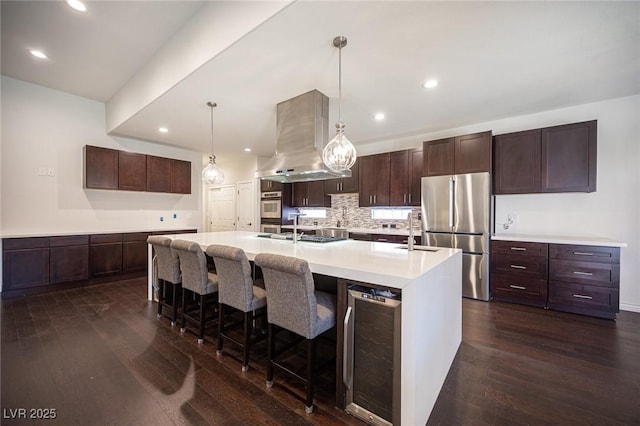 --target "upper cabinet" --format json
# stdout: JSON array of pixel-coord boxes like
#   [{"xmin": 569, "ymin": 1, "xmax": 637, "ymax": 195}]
[
  {"xmin": 324, "ymin": 159, "xmax": 359, "ymax": 194},
  {"xmin": 85, "ymin": 145, "xmax": 118, "ymax": 189},
  {"xmin": 292, "ymin": 180, "xmax": 330, "ymax": 207},
  {"xmin": 359, "ymin": 153, "xmax": 391, "ymax": 207},
  {"xmin": 423, "ymin": 131, "xmax": 492, "ymax": 176},
  {"xmin": 389, "ymin": 149, "xmax": 422, "ymax": 206},
  {"xmin": 85, "ymin": 146, "xmax": 191, "ymax": 194},
  {"xmin": 118, "ymin": 151, "xmax": 146, "ymax": 191},
  {"xmin": 260, "ymin": 180, "xmax": 283, "ymax": 192},
  {"xmin": 494, "ymin": 120, "xmax": 597, "ymax": 194}
]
